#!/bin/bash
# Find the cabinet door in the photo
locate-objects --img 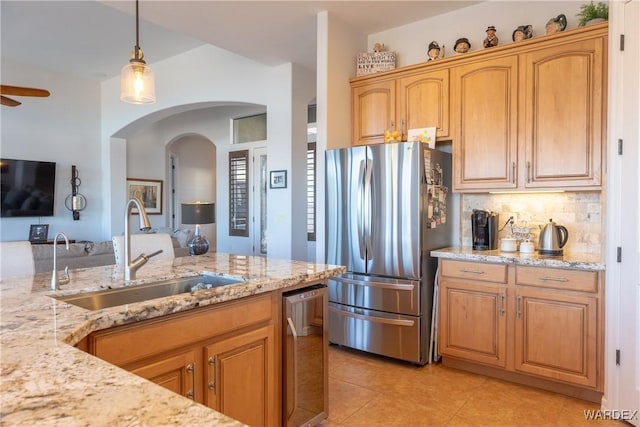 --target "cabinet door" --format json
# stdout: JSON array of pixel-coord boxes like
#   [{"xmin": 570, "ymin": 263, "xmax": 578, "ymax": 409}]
[
  {"xmin": 398, "ymin": 69, "xmax": 449, "ymax": 139},
  {"xmin": 521, "ymin": 36, "xmax": 605, "ymax": 189},
  {"xmin": 352, "ymin": 80, "xmax": 395, "ymax": 145},
  {"xmin": 205, "ymin": 325, "xmax": 275, "ymax": 427},
  {"xmin": 129, "ymin": 349, "xmax": 200, "ymax": 402},
  {"xmin": 451, "ymin": 56, "xmax": 519, "ymax": 191},
  {"xmin": 439, "ymin": 279, "xmax": 507, "ymax": 367},
  {"xmin": 514, "ymin": 288, "xmax": 598, "ymax": 388}
]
